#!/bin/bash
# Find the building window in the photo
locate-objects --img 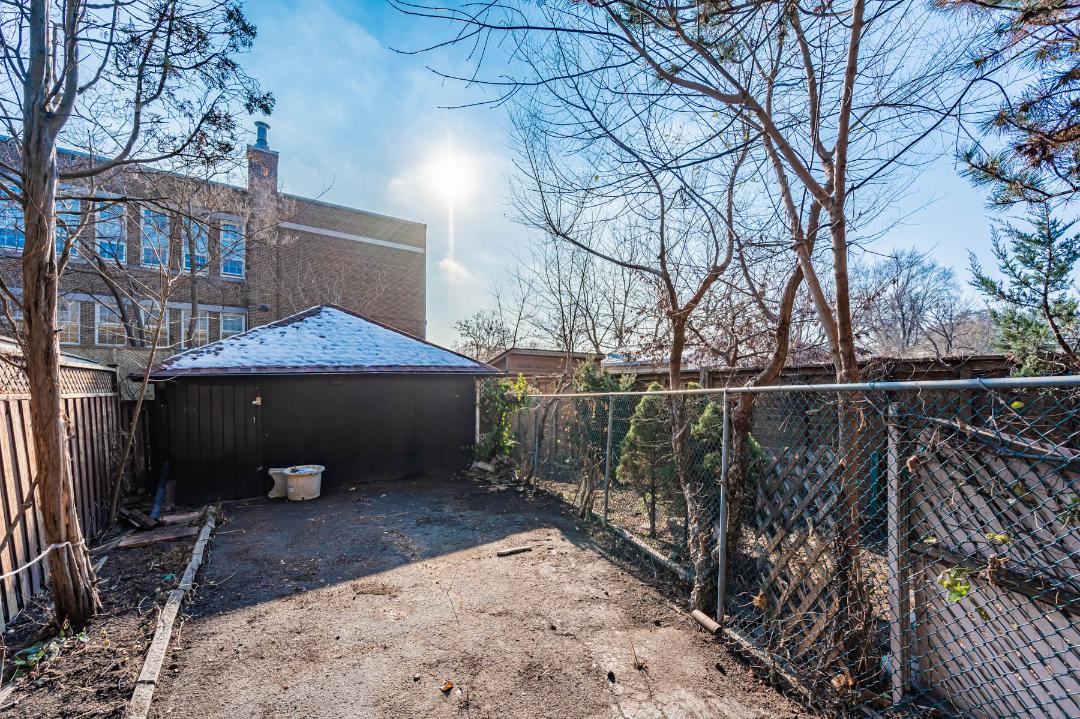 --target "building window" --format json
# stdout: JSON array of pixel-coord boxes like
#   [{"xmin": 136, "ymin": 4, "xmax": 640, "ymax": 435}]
[
  {"xmin": 141, "ymin": 208, "xmax": 170, "ymax": 267},
  {"xmin": 56, "ymin": 198, "xmax": 81, "ymax": 259},
  {"xmin": 138, "ymin": 302, "xmax": 168, "ymax": 347},
  {"xmin": 221, "ymin": 312, "xmax": 246, "ymax": 339},
  {"xmin": 220, "ymin": 222, "xmax": 245, "ymax": 277},
  {"xmin": 95, "ymin": 303, "xmax": 127, "ymax": 346},
  {"xmin": 95, "ymin": 203, "xmax": 125, "ymax": 262},
  {"xmin": 58, "ymin": 299, "xmax": 80, "ymax": 345},
  {"xmin": 182, "ymin": 219, "xmax": 209, "ymax": 273},
  {"xmin": 3, "ymin": 302, "xmax": 22, "ymax": 334},
  {"xmin": 0, "ymin": 195, "xmax": 24, "ymax": 251},
  {"xmin": 179, "ymin": 308, "xmax": 210, "ymax": 348}
]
